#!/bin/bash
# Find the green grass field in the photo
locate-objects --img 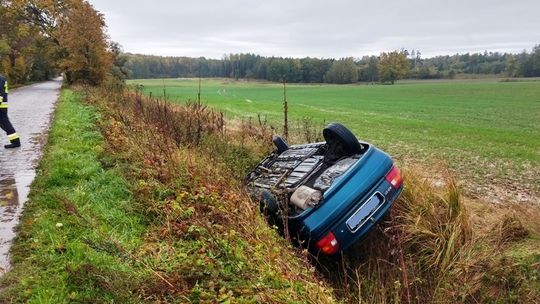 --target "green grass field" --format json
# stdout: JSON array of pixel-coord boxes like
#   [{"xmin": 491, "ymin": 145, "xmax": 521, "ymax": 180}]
[{"xmin": 129, "ymin": 78, "xmax": 540, "ymax": 202}]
